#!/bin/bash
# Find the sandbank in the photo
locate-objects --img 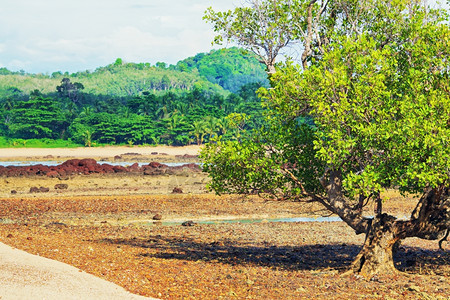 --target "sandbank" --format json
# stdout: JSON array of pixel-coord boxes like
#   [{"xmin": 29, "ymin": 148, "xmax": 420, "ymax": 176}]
[{"xmin": 0, "ymin": 145, "xmax": 202, "ymax": 160}]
